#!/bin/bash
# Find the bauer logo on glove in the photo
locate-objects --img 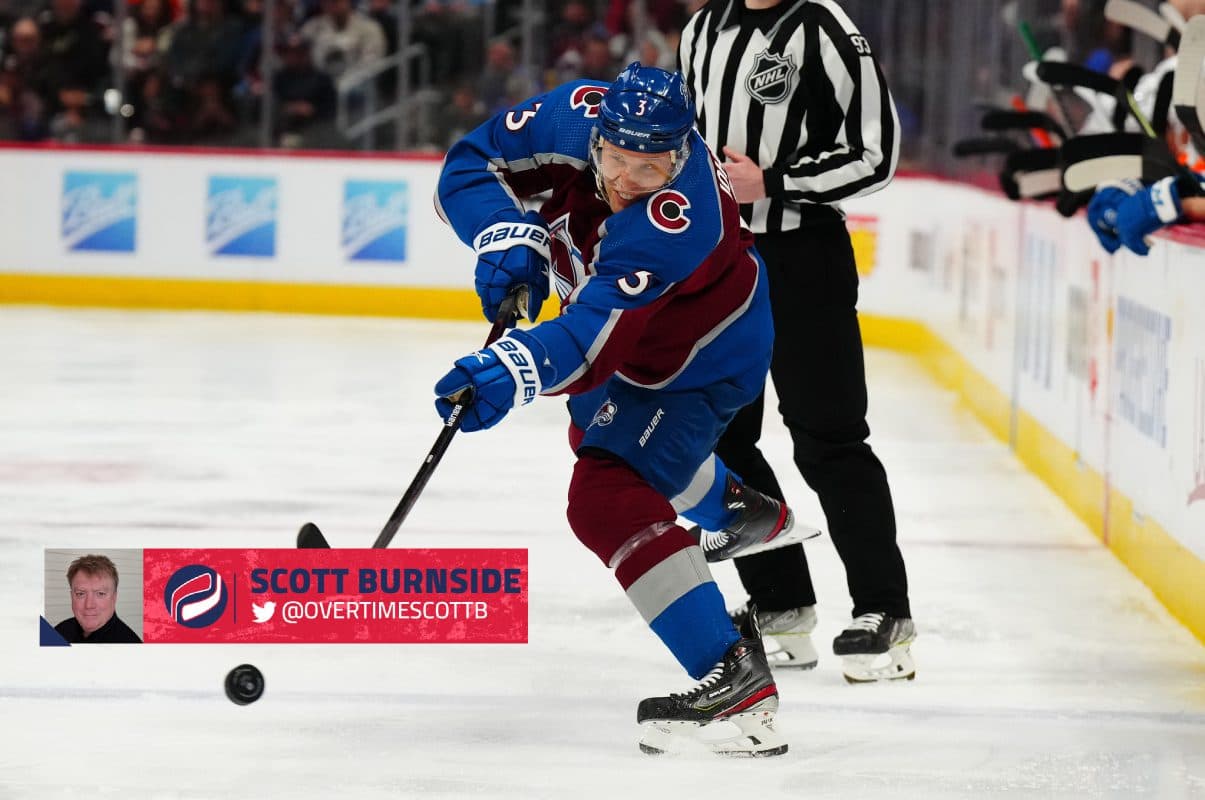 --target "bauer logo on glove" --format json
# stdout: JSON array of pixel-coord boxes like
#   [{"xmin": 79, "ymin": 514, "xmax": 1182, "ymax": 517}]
[
  {"xmin": 472, "ymin": 211, "xmax": 551, "ymax": 324},
  {"xmin": 434, "ymin": 335, "xmax": 544, "ymax": 432},
  {"xmin": 474, "ymin": 223, "xmax": 551, "ymax": 253}
]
